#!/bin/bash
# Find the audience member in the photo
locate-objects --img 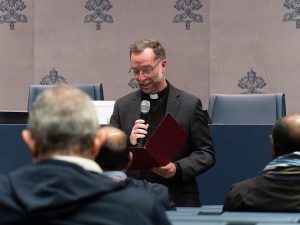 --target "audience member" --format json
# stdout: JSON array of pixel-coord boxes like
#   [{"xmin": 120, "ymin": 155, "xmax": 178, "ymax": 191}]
[
  {"xmin": 224, "ymin": 113, "xmax": 300, "ymax": 211},
  {"xmin": 0, "ymin": 85, "xmax": 171, "ymax": 225},
  {"xmin": 96, "ymin": 125, "xmax": 176, "ymax": 210},
  {"xmin": 110, "ymin": 38, "xmax": 215, "ymax": 206}
]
